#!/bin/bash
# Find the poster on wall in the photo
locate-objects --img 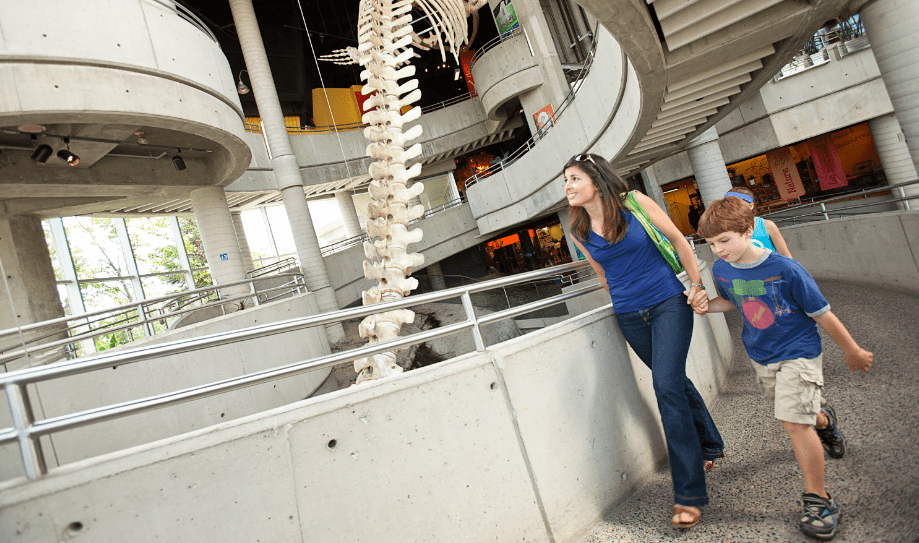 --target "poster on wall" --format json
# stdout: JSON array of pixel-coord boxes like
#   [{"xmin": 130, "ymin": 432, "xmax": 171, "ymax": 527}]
[
  {"xmin": 458, "ymin": 50, "xmax": 478, "ymax": 97},
  {"xmin": 765, "ymin": 148, "xmax": 806, "ymax": 200},
  {"xmin": 492, "ymin": 0, "xmax": 520, "ymax": 37},
  {"xmin": 808, "ymin": 134, "xmax": 849, "ymax": 191},
  {"xmin": 533, "ymin": 104, "xmax": 555, "ymax": 131}
]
